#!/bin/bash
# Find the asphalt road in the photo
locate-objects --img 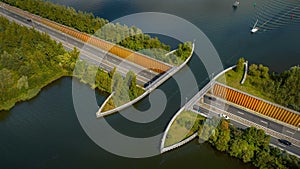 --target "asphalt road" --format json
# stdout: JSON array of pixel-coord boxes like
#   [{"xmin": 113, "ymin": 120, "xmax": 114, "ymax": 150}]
[
  {"xmin": 203, "ymin": 95, "xmax": 300, "ymax": 141},
  {"xmin": 0, "ymin": 6, "xmax": 158, "ymax": 86},
  {"xmin": 230, "ymin": 120, "xmax": 300, "ymax": 157},
  {"xmin": 192, "ymin": 102, "xmax": 300, "ymax": 157}
]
